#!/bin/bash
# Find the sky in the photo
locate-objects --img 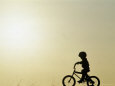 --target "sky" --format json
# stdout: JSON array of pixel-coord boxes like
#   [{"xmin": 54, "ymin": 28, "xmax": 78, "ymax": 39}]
[{"xmin": 0, "ymin": 0, "xmax": 115, "ymax": 86}]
